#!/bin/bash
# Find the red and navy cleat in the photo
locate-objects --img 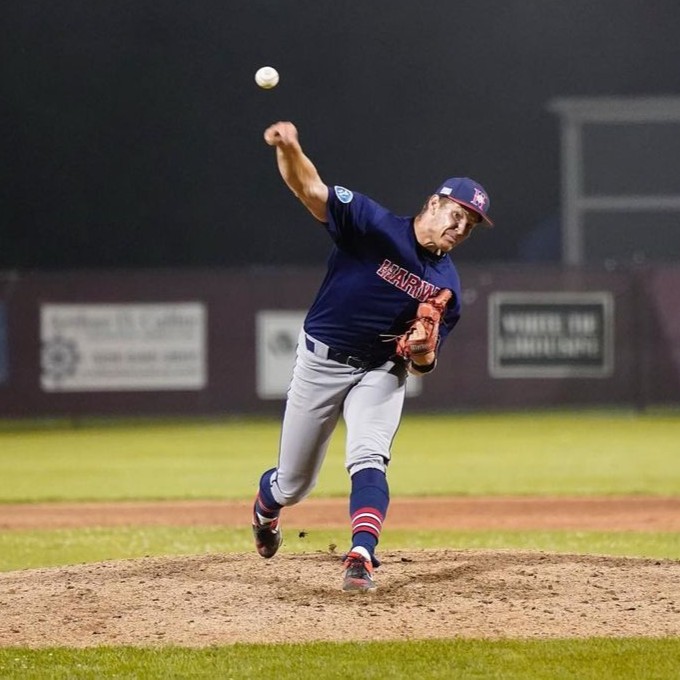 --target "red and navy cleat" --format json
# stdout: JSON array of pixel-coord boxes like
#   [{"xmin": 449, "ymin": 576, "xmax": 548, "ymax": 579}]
[
  {"xmin": 342, "ymin": 551, "xmax": 377, "ymax": 592},
  {"xmin": 252, "ymin": 512, "xmax": 282, "ymax": 559}
]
